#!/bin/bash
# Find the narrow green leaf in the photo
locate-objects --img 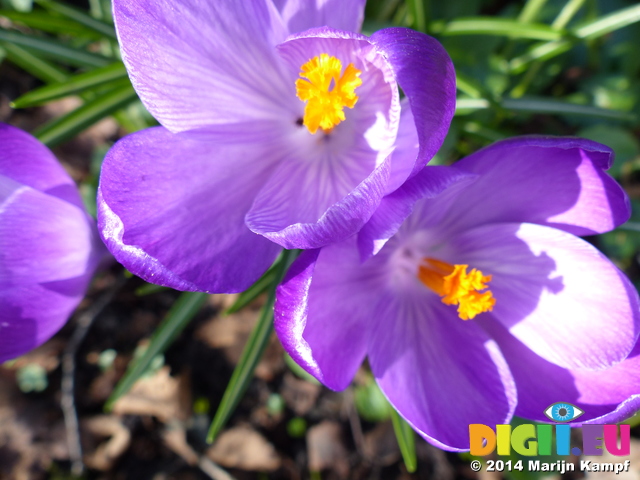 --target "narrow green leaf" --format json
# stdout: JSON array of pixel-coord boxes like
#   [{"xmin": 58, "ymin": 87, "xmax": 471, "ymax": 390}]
[
  {"xmin": 406, "ymin": 0, "xmax": 426, "ymax": 32},
  {"xmin": 552, "ymin": 0, "xmax": 587, "ymax": 29},
  {"xmin": 455, "ymin": 96, "xmax": 635, "ymax": 121},
  {"xmin": 511, "ymin": 4, "xmax": 640, "ymax": 73},
  {"xmin": 390, "ymin": 408, "xmax": 417, "ymax": 473},
  {"xmin": 207, "ymin": 249, "xmax": 296, "ymax": 443},
  {"xmin": 34, "ymin": 81, "xmax": 138, "ymax": 146},
  {"xmin": 135, "ymin": 283, "xmax": 170, "ymax": 296},
  {"xmin": 224, "ymin": 263, "xmax": 279, "ymax": 315},
  {"xmin": 518, "ymin": 0, "xmax": 549, "ymax": 23},
  {"xmin": 35, "ymin": 0, "xmax": 116, "ymax": 39},
  {"xmin": 1, "ymin": 42, "xmax": 68, "ymax": 83},
  {"xmin": 455, "ymin": 73, "xmax": 485, "ymax": 99},
  {"xmin": 501, "ymin": 97, "xmax": 636, "ymax": 121},
  {"xmin": 12, "ymin": 62, "xmax": 127, "ymax": 108},
  {"xmin": 0, "ymin": 10, "xmax": 99, "ymax": 37},
  {"xmin": 432, "ymin": 17, "xmax": 565, "ymax": 41},
  {"xmin": 105, "ymin": 291, "xmax": 209, "ymax": 411},
  {"xmin": 0, "ymin": 29, "xmax": 110, "ymax": 67},
  {"xmin": 574, "ymin": 3, "xmax": 640, "ymax": 40}
]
